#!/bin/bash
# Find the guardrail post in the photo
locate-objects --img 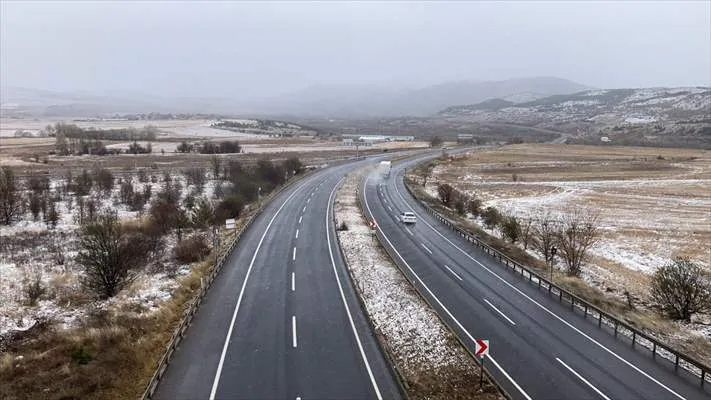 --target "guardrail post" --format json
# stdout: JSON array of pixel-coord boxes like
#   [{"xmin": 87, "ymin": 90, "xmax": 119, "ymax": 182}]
[
  {"xmin": 701, "ymin": 370, "xmax": 705, "ymax": 387},
  {"xmin": 598, "ymin": 313, "xmax": 602, "ymax": 327},
  {"xmin": 675, "ymin": 355, "xmax": 679, "ymax": 370},
  {"xmin": 652, "ymin": 342, "xmax": 656, "ymax": 358},
  {"xmin": 584, "ymin": 304, "xmax": 588, "ymax": 318},
  {"xmin": 614, "ymin": 322, "xmax": 618, "ymax": 337},
  {"xmin": 632, "ymin": 331, "xmax": 636, "ymax": 347}
]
